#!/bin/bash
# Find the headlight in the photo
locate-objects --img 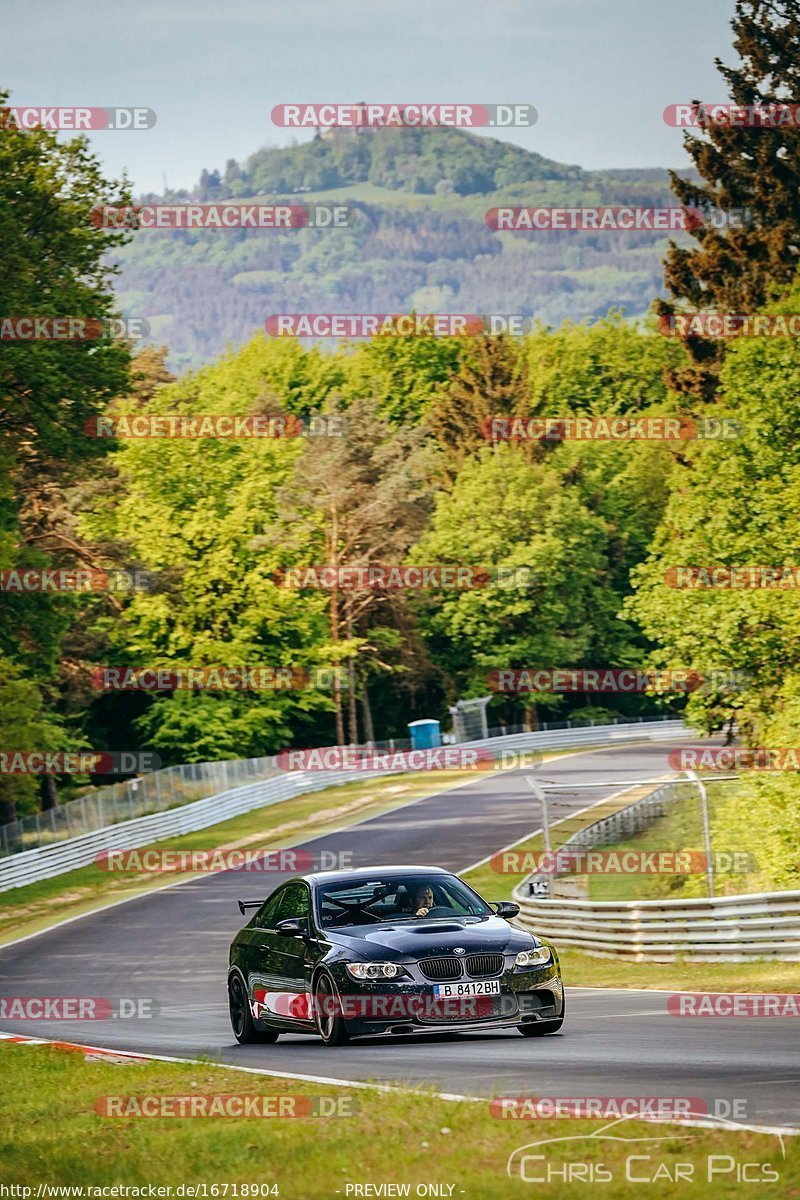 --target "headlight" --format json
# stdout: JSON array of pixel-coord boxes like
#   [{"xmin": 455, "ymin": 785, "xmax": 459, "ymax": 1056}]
[
  {"xmin": 345, "ymin": 962, "xmax": 407, "ymax": 980},
  {"xmin": 514, "ymin": 946, "xmax": 551, "ymax": 968}
]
